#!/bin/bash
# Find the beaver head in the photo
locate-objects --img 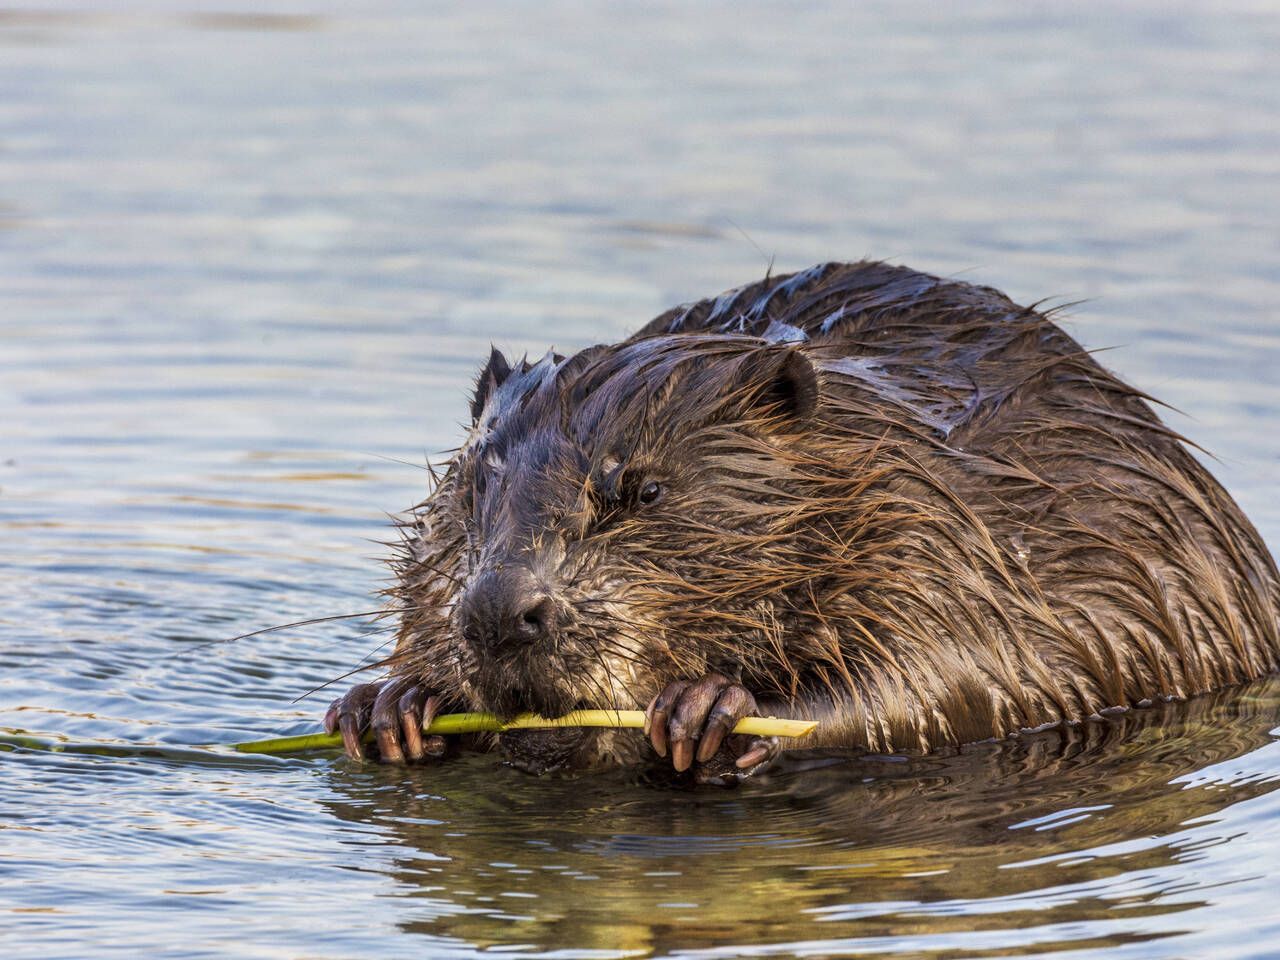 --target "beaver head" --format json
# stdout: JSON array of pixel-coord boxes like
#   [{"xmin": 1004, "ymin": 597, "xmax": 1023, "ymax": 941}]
[{"xmin": 393, "ymin": 334, "xmax": 827, "ymax": 722}]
